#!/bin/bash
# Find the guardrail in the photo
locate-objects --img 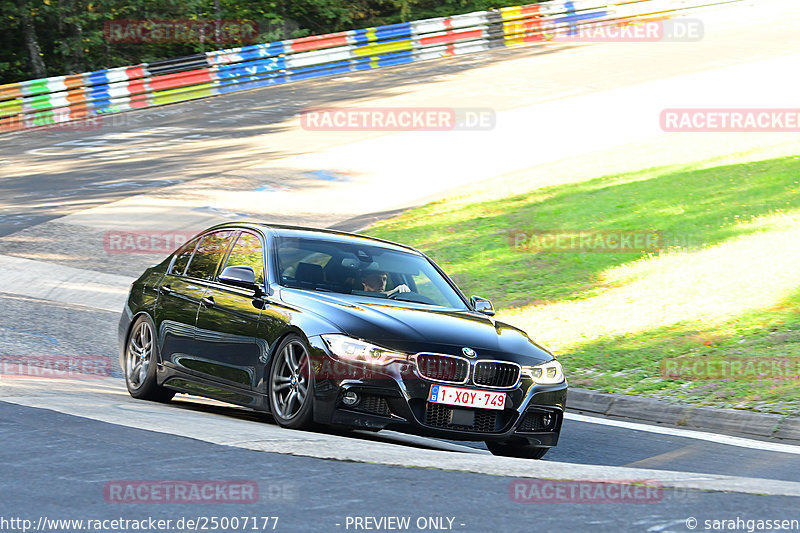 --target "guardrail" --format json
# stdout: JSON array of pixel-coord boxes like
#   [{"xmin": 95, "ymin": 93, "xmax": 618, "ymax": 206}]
[{"xmin": 0, "ymin": 0, "xmax": 742, "ymax": 133}]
